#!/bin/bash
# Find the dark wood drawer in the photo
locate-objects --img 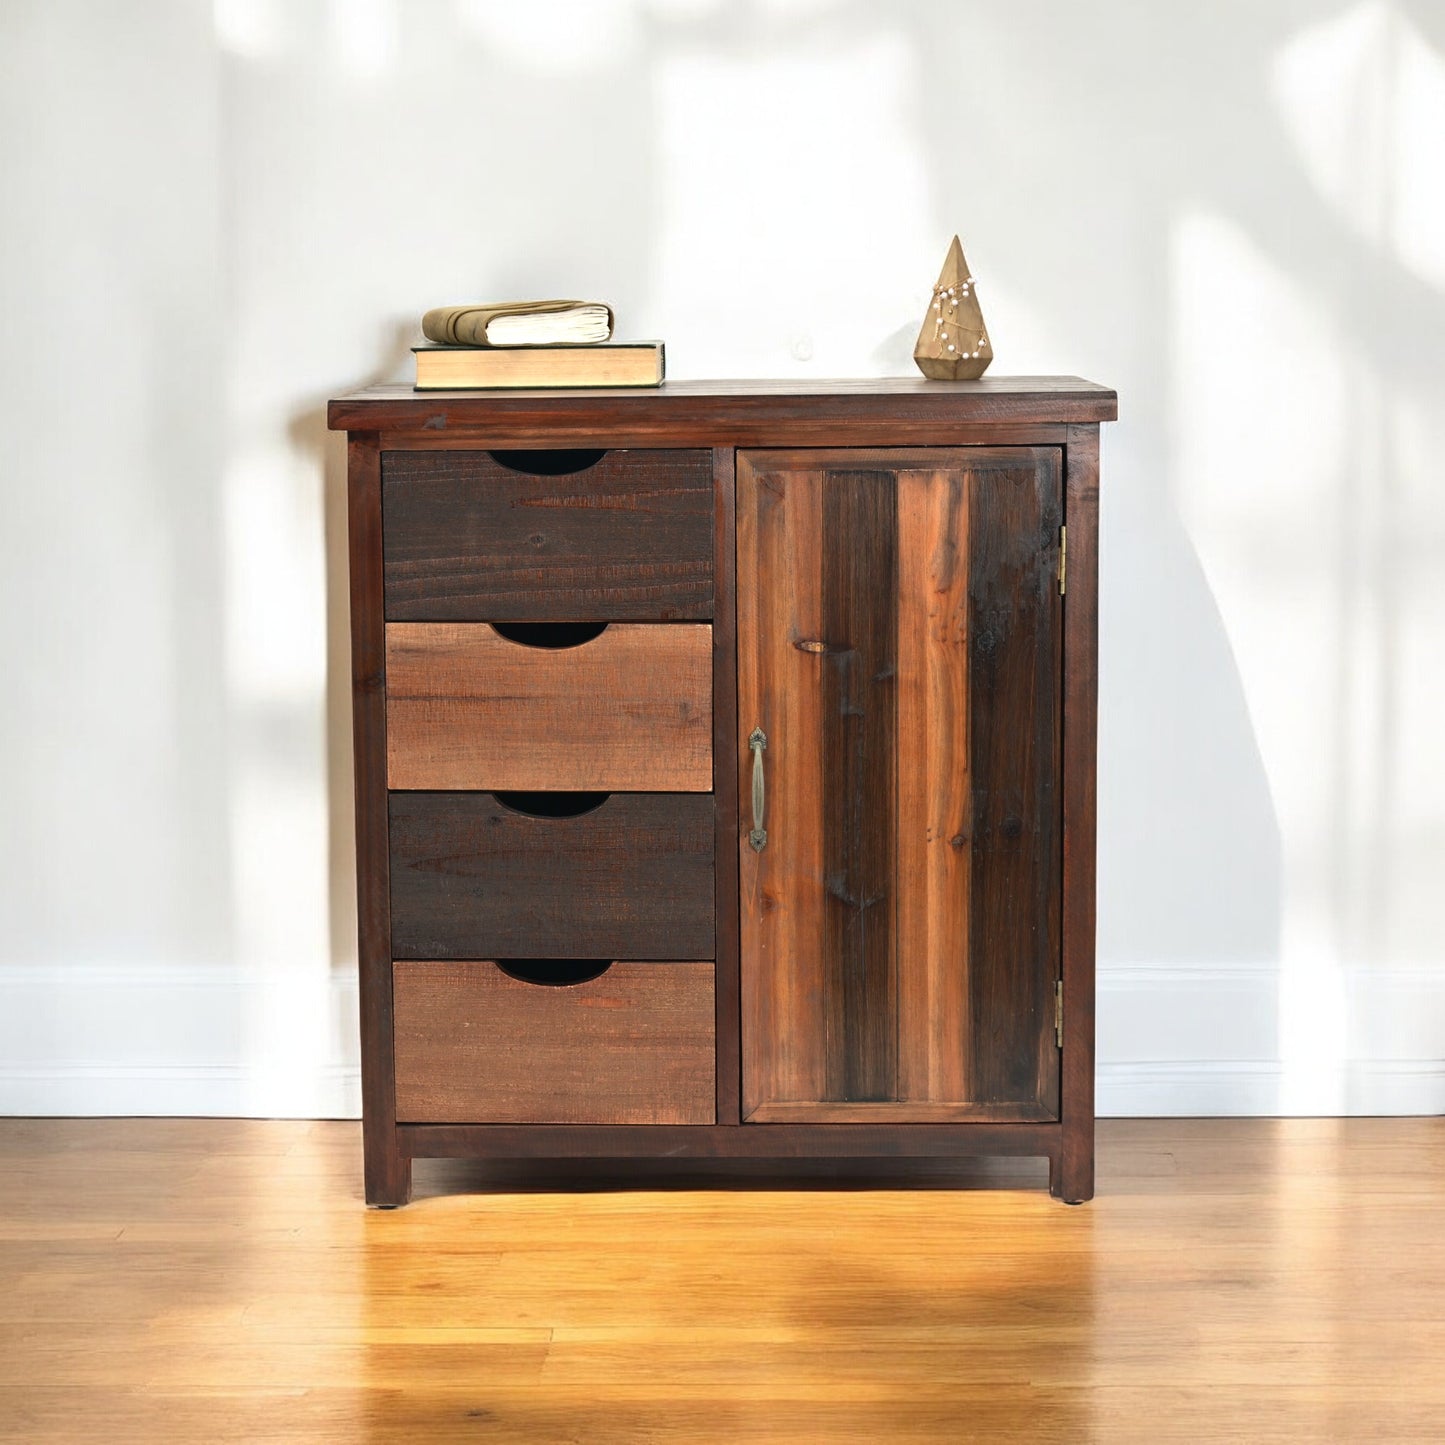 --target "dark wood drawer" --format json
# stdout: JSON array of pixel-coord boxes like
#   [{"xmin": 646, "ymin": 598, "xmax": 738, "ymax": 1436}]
[
  {"xmin": 389, "ymin": 792, "xmax": 715, "ymax": 960},
  {"xmin": 385, "ymin": 621, "xmax": 712, "ymax": 792},
  {"xmin": 382, "ymin": 449, "xmax": 714, "ymax": 621},
  {"xmin": 394, "ymin": 960, "xmax": 716, "ymax": 1124}
]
